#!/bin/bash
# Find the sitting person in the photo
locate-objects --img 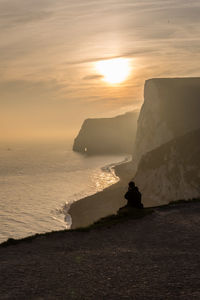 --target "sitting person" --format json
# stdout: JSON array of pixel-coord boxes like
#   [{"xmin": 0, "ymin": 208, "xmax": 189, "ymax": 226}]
[{"xmin": 124, "ymin": 181, "xmax": 143, "ymax": 209}]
